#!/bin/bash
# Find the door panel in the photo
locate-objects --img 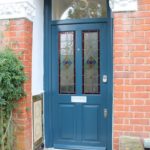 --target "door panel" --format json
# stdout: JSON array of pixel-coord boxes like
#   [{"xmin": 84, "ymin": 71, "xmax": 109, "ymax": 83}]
[
  {"xmin": 82, "ymin": 105, "xmax": 100, "ymax": 141},
  {"xmin": 52, "ymin": 23, "xmax": 107, "ymax": 149},
  {"xmin": 58, "ymin": 104, "xmax": 76, "ymax": 140}
]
